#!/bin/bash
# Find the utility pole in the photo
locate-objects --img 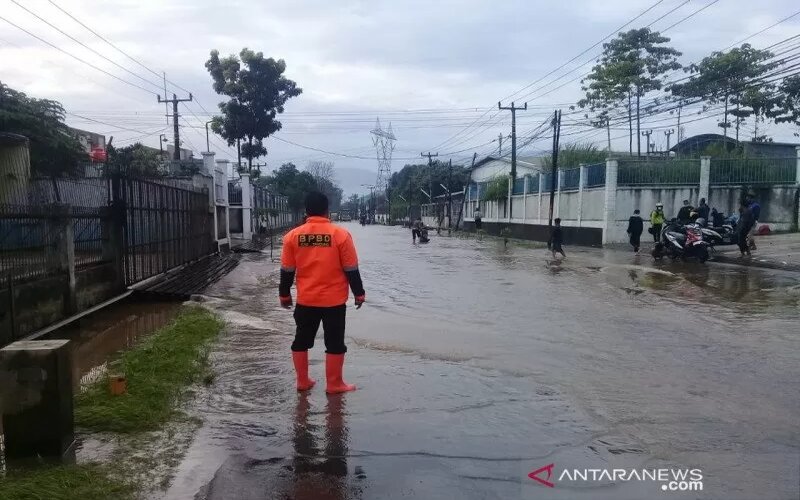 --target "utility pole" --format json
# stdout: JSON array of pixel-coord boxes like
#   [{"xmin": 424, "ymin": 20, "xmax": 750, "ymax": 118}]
[
  {"xmin": 641, "ymin": 130, "xmax": 653, "ymax": 157},
  {"xmin": 157, "ymin": 92, "xmax": 193, "ymax": 161},
  {"xmin": 421, "ymin": 152, "xmax": 438, "ymax": 210},
  {"xmin": 499, "ymin": 101, "xmax": 527, "ymax": 219},
  {"xmin": 498, "ymin": 133, "xmax": 503, "ymax": 156},
  {"xmin": 548, "ymin": 110, "xmax": 562, "ymax": 230},
  {"xmin": 447, "ymin": 159, "xmax": 453, "ymax": 230},
  {"xmin": 664, "ymin": 129, "xmax": 675, "ymax": 153}
]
